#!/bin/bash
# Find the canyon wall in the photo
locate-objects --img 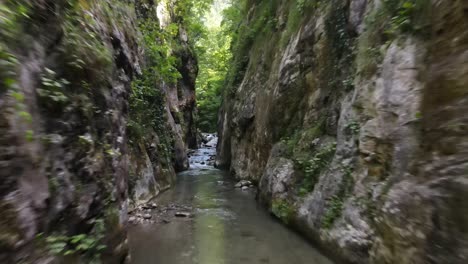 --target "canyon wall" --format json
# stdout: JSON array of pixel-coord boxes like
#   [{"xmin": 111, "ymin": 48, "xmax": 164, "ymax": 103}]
[
  {"xmin": 217, "ymin": 0, "xmax": 468, "ymax": 263},
  {"xmin": 128, "ymin": 0, "xmax": 199, "ymax": 208},
  {"xmin": 0, "ymin": 0, "xmax": 196, "ymax": 262}
]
